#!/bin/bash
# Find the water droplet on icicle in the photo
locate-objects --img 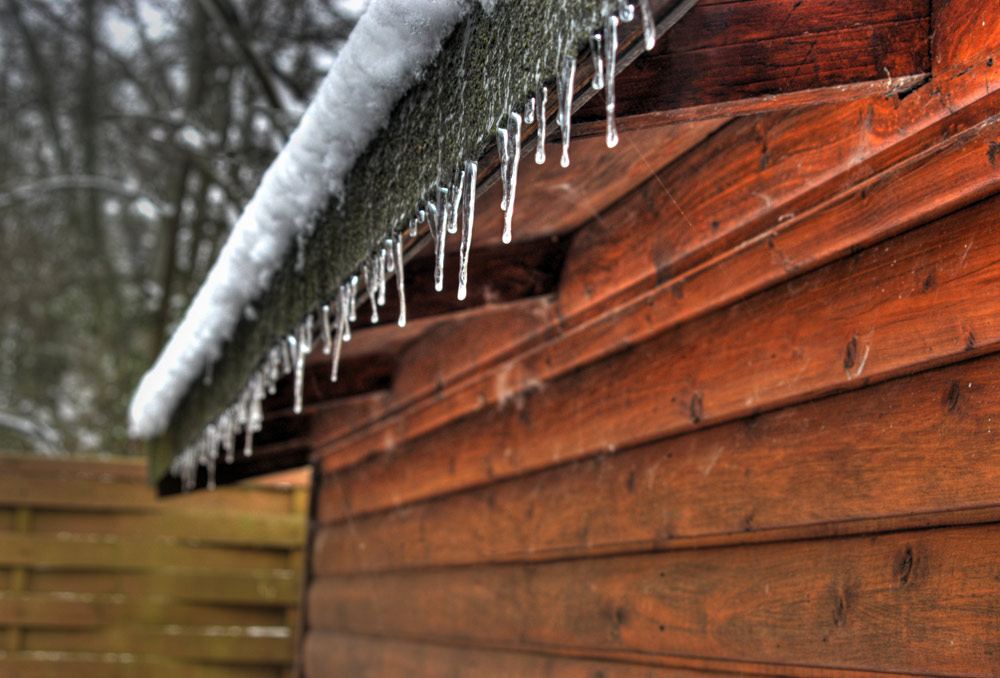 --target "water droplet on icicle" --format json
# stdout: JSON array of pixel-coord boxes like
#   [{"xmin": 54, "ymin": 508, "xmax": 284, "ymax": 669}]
[
  {"xmin": 619, "ymin": 1, "xmax": 635, "ymax": 22},
  {"xmin": 604, "ymin": 14, "xmax": 620, "ymax": 148},
  {"xmin": 502, "ymin": 110, "xmax": 522, "ymax": 244},
  {"xmin": 638, "ymin": 0, "xmax": 655, "ymax": 50},
  {"xmin": 394, "ymin": 232, "xmax": 407, "ymax": 327},
  {"xmin": 535, "ymin": 86, "xmax": 547, "ymax": 165},
  {"xmin": 458, "ymin": 160, "xmax": 477, "ymax": 302},
  {"xmin": 589, "ymin": 33, "xmax": 604, "ymax": 90},
  {"xmin": 557, "ymin": 55, "xmax": 576, "ymax": 168}
]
